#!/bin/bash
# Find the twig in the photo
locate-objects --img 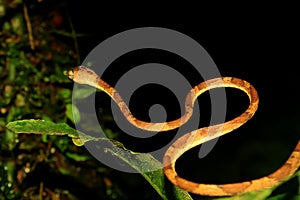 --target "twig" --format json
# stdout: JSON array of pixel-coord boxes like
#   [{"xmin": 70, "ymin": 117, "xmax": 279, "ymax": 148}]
[
  {"xmin": 23, "ymin": 3, "xmax": 35, "ymax": 50},
  {"xmin": 67, "ymin": 13, "xmax": 81, "ymax": 65}
]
